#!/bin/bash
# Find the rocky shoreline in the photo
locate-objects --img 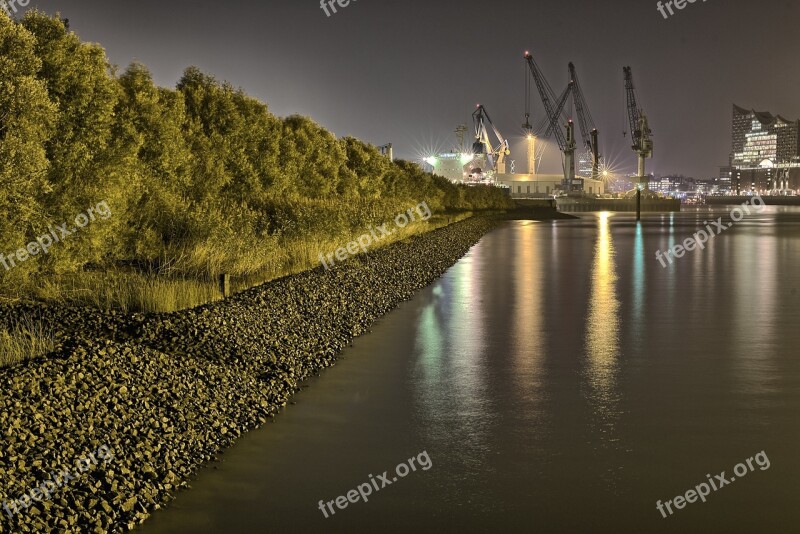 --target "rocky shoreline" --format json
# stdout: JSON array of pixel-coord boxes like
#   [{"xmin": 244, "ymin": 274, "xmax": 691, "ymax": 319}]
[{"xmin": 0, "ymin": 215, "xmax": 497, "ymax": 533}]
